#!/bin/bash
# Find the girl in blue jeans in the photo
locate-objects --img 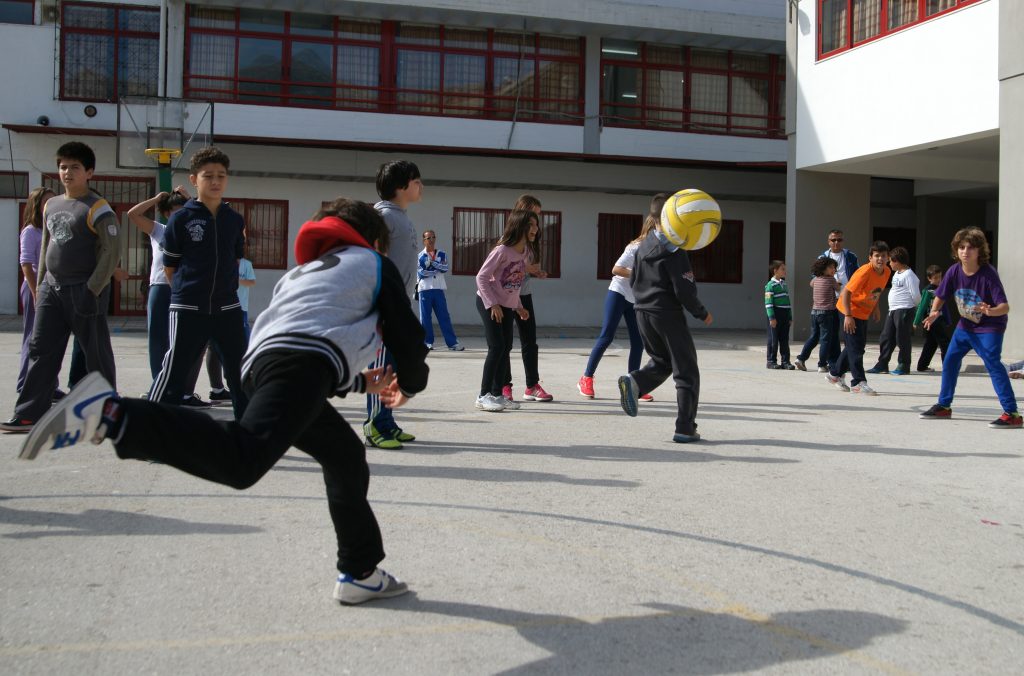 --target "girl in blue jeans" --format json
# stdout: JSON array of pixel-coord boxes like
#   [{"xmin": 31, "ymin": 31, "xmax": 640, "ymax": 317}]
[{"xmin": 578, "ymin": 194, "xmax": 664, "ymax": 400}]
